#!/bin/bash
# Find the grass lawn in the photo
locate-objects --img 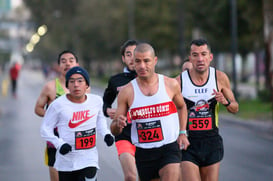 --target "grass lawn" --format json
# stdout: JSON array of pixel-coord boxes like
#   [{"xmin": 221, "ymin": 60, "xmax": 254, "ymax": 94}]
[{"xmin": 219, "ymin": 99, "xmax": 272, "ymax": 121}]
